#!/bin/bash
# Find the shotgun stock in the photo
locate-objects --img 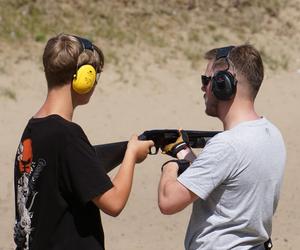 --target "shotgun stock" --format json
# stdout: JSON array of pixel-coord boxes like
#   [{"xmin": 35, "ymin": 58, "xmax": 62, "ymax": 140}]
[{"xmin": 94, "ymin": 129, "xmax": 221, "ymax": 173}]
